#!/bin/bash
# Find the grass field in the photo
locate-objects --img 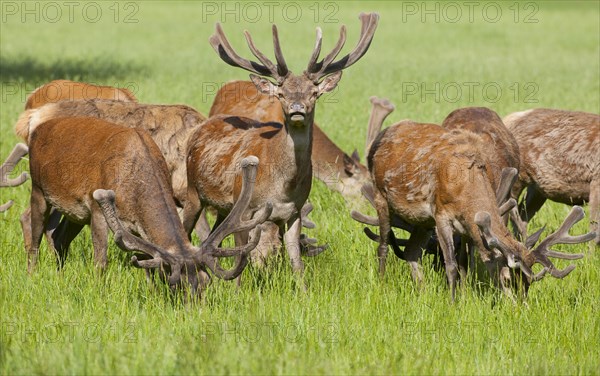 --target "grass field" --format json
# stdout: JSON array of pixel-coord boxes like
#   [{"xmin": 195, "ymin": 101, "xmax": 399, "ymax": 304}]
[{"xmin": 1, "ymin": 1, "xmax": 599, "ymax": 374}]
